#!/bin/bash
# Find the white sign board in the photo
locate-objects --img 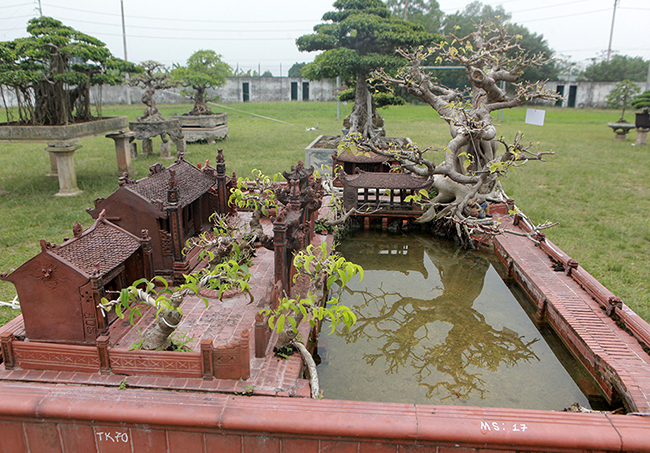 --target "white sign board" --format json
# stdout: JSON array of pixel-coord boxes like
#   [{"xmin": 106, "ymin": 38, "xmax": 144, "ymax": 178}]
[{"xmin": 525, "ymin": 109, "xmax": 546, "ymax": 126}]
